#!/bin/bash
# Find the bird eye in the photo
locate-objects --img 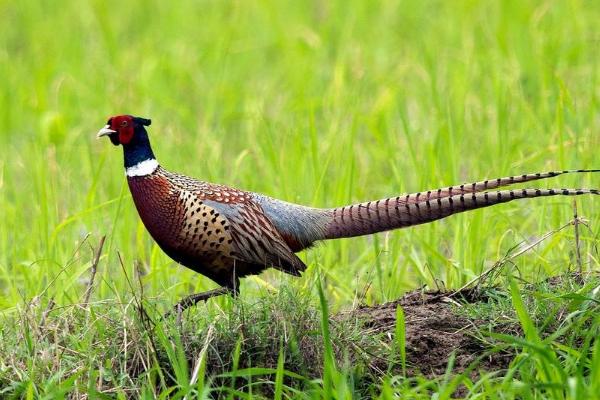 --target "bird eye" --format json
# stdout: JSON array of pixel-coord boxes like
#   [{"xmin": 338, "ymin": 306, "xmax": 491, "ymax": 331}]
[{"xmin": 121, "ymin": 120, "xmax": 128, "ymax": 127}]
